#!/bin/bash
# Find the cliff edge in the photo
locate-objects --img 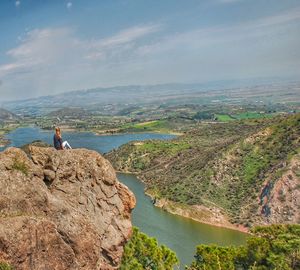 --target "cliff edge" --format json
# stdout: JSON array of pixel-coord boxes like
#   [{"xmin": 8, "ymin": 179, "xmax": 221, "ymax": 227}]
[{"xmin": 0, "ymin": 146, "xmax": 135, "ymax": 270}]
